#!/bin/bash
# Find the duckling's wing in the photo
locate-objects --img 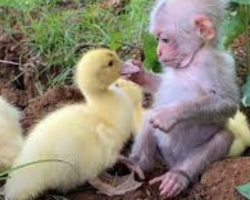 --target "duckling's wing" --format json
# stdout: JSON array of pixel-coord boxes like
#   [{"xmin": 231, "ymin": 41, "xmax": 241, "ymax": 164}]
[
  {"xmin": 227, "ymin": 111, "xmax": 250, "ymax": 145},
  {"xmin": 228, "ymin": 139, "xmax": 246, "ymax": 157},
  {"xmin": 95, "ymin": 122, "xmax": 119, "ymax": 147}
]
